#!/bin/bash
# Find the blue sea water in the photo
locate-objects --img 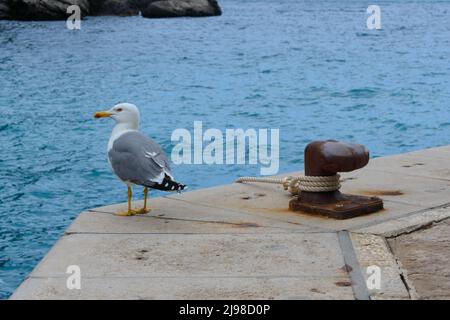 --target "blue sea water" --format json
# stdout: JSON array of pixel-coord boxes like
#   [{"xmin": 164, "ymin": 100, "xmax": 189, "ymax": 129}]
[{"xmin": 1, "ymin": 0, "xmax": 450, "ymax": 298}]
